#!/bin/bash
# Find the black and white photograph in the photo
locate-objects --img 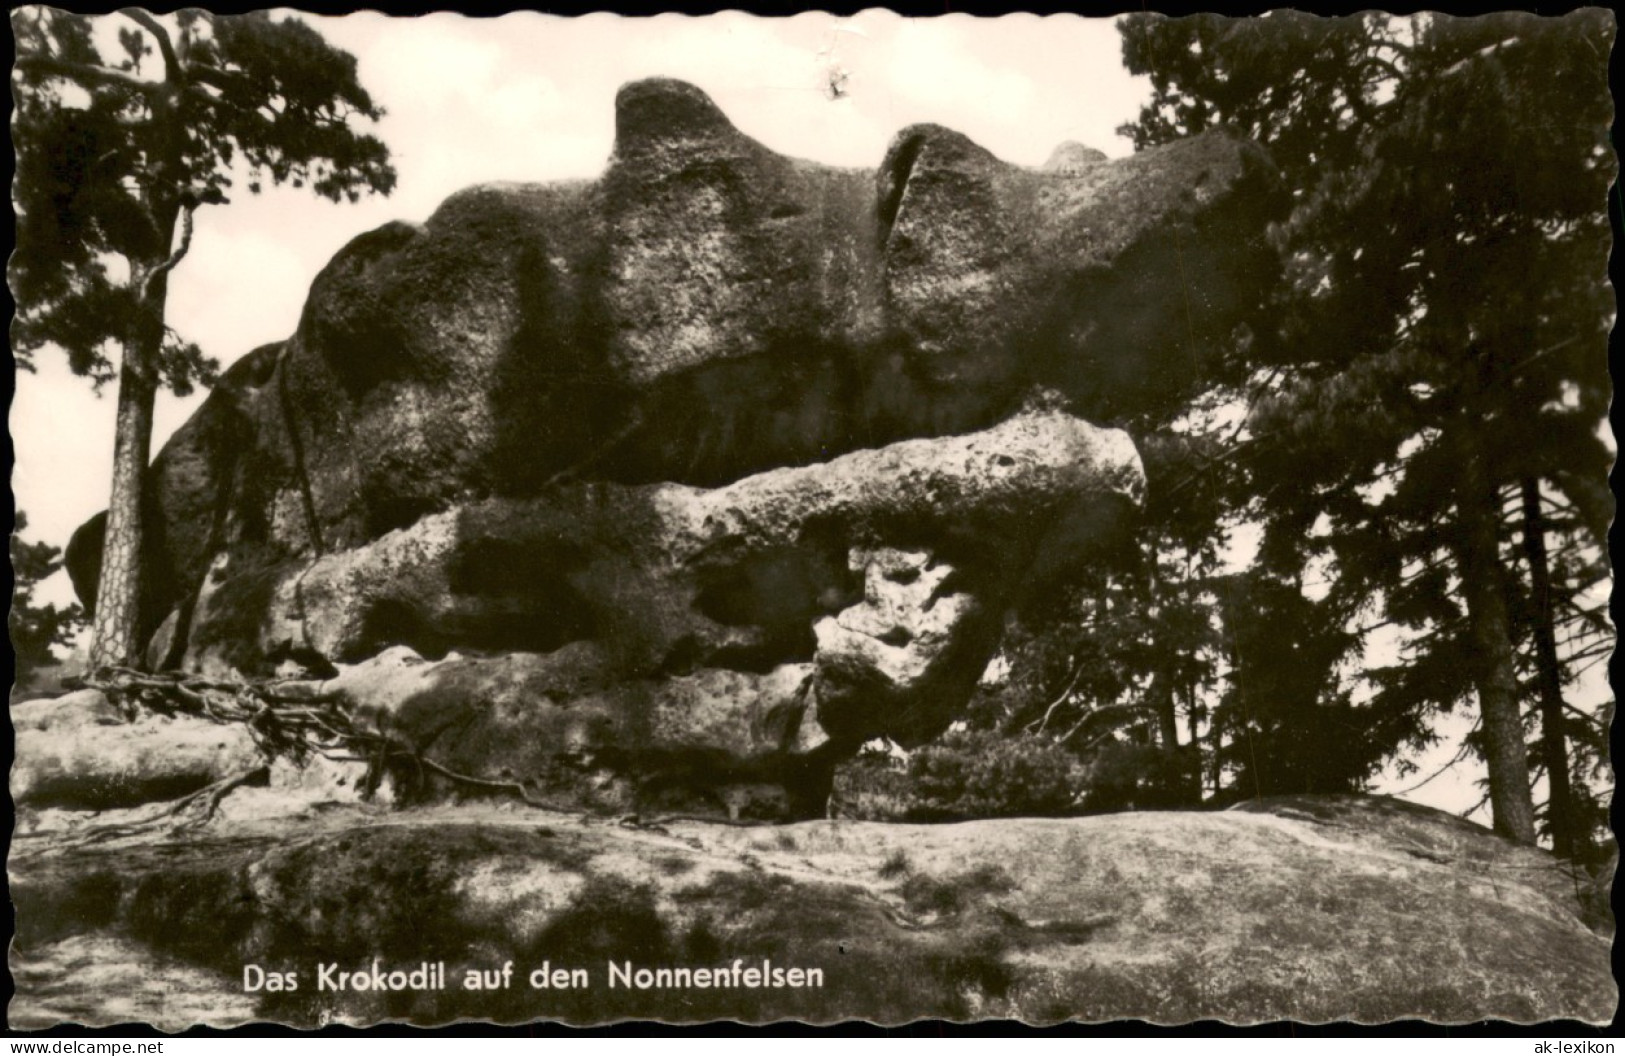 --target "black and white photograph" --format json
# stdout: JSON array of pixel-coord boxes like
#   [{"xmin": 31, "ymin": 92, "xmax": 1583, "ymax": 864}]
[{"xmin": 7, "ymin": 6, "xmax": 1617, "ymax": 1031}]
